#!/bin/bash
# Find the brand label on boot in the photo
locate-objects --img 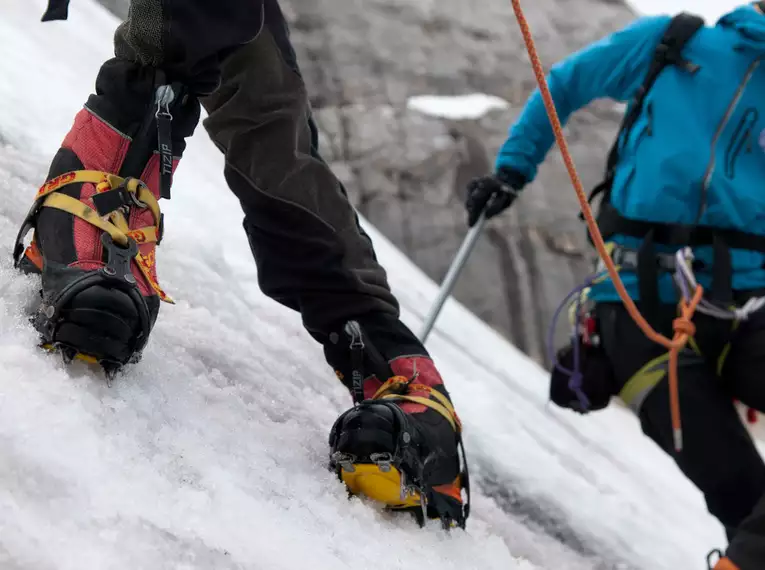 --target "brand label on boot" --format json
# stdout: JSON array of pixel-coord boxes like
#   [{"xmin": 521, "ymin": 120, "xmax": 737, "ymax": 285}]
[{"xmin": 36, "ymin": 171, "xmax": 78, "ymax": 198}]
